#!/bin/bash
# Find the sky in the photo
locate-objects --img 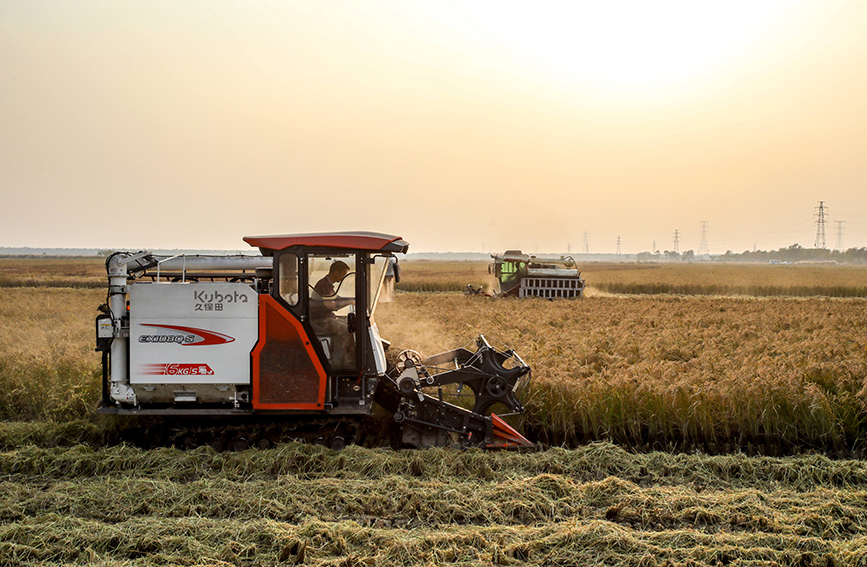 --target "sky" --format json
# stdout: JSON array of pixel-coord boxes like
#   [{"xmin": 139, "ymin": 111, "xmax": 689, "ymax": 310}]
[{"xmin": 1, "ymin": 1, "xmax": 865, "ymax": 254}]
